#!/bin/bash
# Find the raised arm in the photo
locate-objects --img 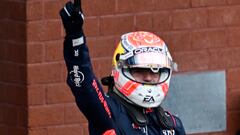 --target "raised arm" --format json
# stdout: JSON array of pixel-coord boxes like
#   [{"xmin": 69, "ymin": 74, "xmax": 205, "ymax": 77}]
[{"xmin": 59, "ymin": 1, "xmax": 116, "ymax": 134}]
